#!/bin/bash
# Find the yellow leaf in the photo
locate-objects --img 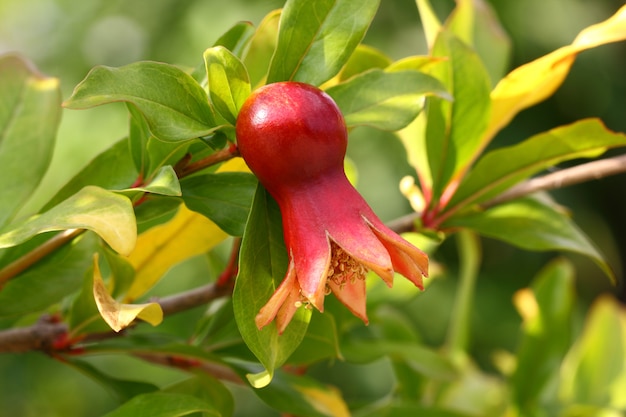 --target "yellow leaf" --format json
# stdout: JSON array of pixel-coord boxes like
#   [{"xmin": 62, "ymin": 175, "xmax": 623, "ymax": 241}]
[
  {"xmin": 219, "ymin": 156, "xmax": 250, "ymax": 173},
  {"xmin": 296, "ymin": 384, "xmax": 351, "ymax": 417},
  {"xmin": 92, "ymin": 254, "xmax": 163, "ymax": 332},
  {"xmin": 485, "ymin": 5, "xmax": 626, "ymax": 142},
  {"xmin": 124, "ymin": 204, "xmax": 228, "ymax": 302},
  {"xmin": 123, "ymin": 156, "xmax": 249, "ymax": 302}
]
